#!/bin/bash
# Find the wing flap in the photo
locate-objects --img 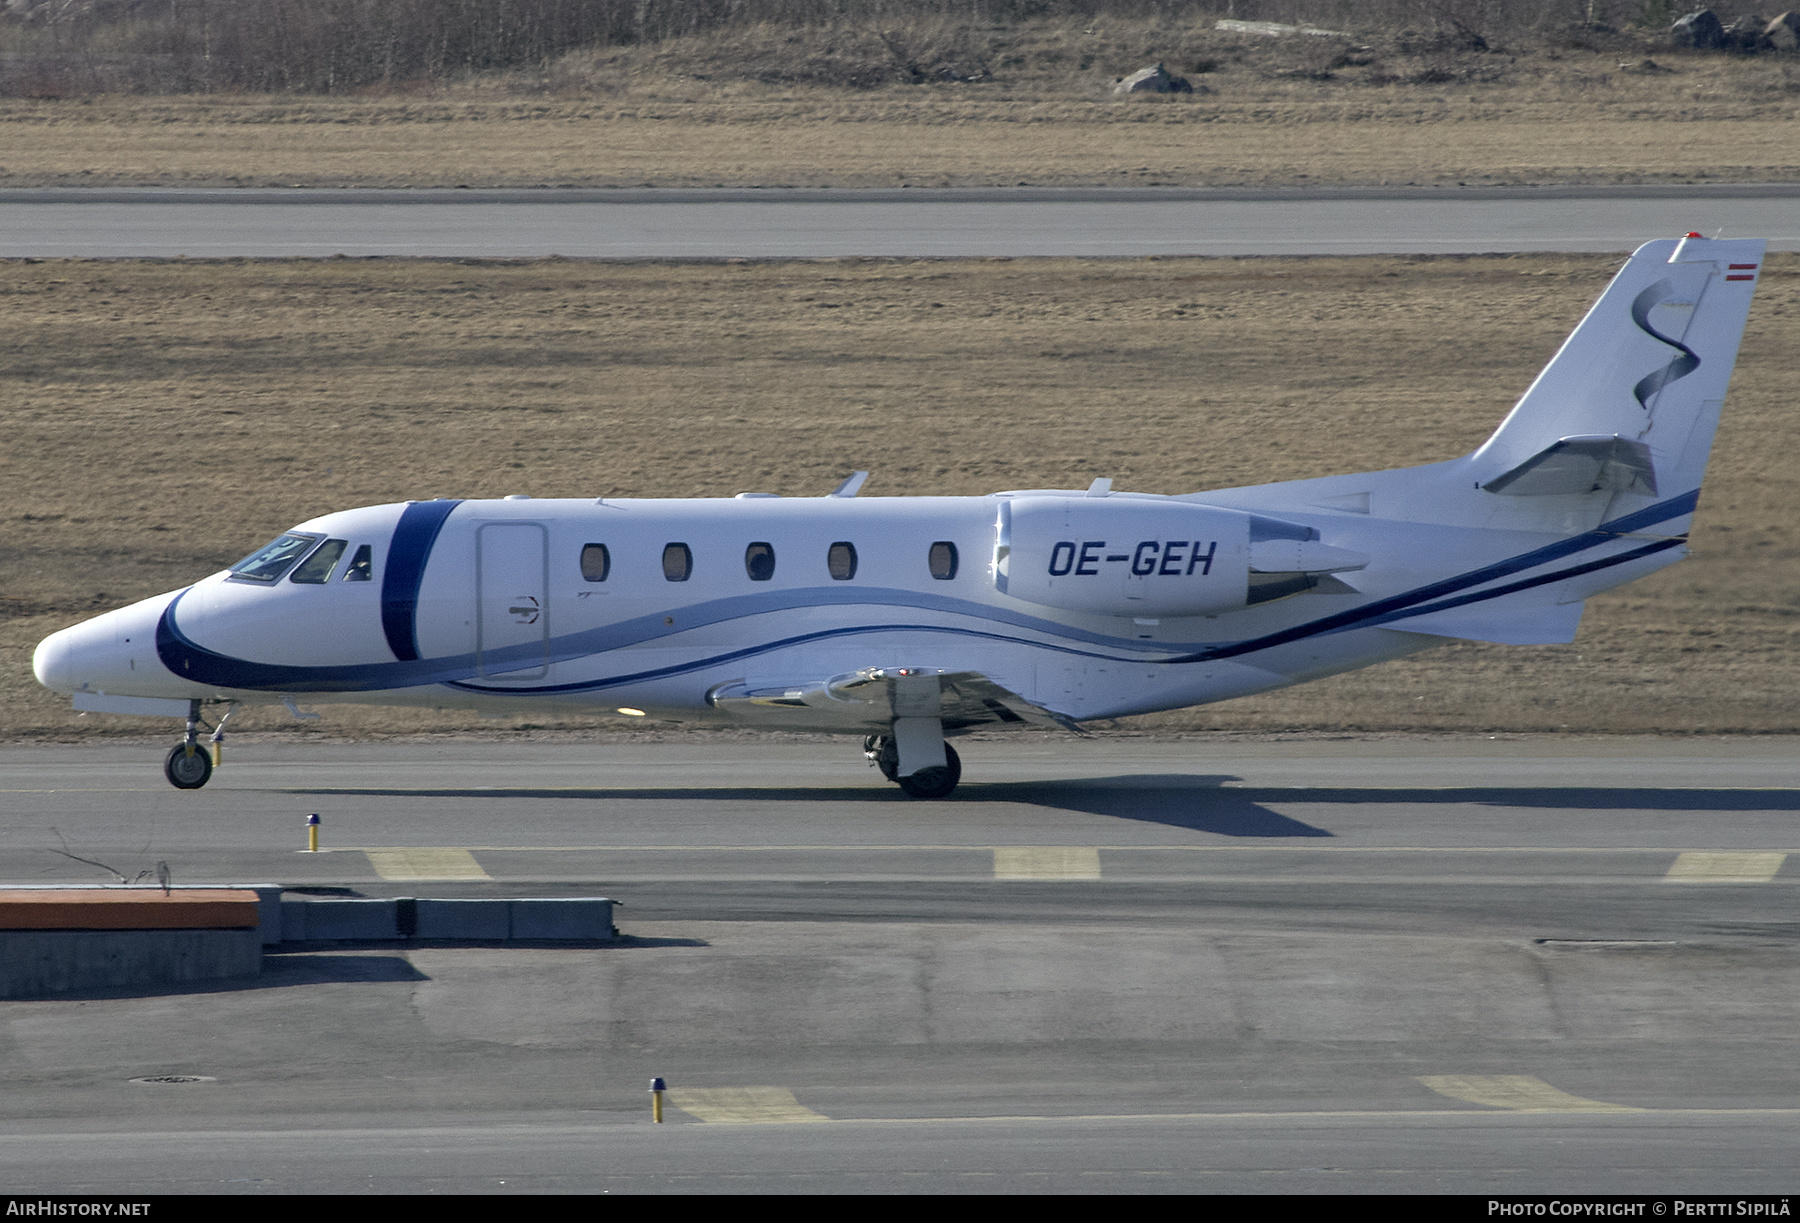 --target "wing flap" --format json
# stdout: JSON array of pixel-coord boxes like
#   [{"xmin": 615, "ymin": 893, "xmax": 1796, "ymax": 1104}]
[{"xmin": 706, "ymin": 667, "xmax": 1078, "ymax": 732}]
